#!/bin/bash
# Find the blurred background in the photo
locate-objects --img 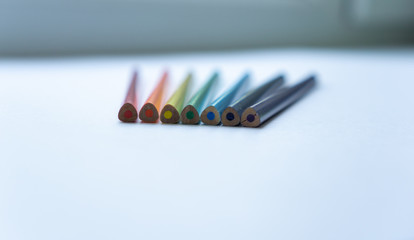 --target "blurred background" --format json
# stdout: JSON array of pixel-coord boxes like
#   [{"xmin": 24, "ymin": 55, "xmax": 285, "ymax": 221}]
[
  {"xmin": 1, "ymin": 0, "xmax": 414, "ymax": 56},
  {"xmin": 2, "ymin": 1, "xmax": 414, "ymax": 240}
]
